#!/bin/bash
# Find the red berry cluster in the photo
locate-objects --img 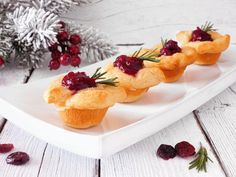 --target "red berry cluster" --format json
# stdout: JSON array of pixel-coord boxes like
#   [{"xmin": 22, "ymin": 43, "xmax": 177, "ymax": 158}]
[
  {"xmin": 0, "ymin": 143, "xmax": 30, "ymax": 165},
  {"xmin": 48, "ymin": 22, "xmax": 82, "ymax": 70},
  {"xmin": 157, "ymin": 141, "xmax": 195, "ymax": 160},
  {"xmin": 0, "ymin": 56, "xmax": 5, "ymax": 68}
]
